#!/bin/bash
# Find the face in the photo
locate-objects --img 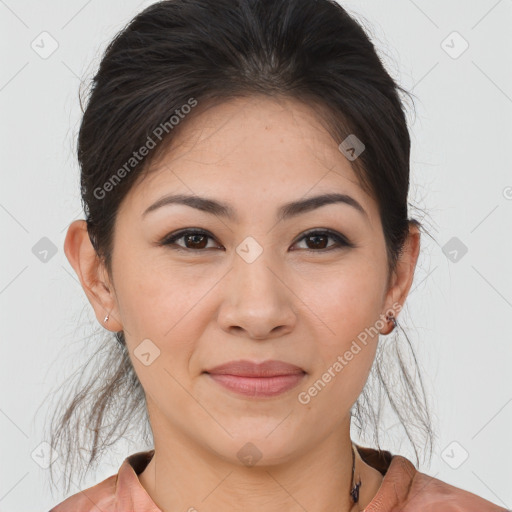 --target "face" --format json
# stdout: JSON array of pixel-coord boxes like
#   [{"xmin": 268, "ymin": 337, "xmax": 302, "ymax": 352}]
[{"xmin": 68, "ymin": 95, "xmax": 416, "ymax": 465}]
